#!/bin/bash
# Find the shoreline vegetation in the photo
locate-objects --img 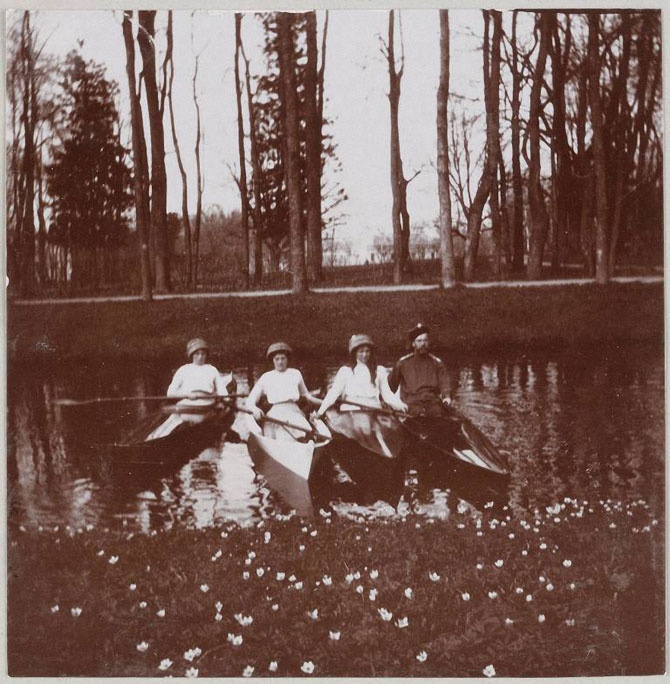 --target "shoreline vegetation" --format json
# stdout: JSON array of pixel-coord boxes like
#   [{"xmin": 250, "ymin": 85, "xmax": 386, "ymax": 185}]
[
  {"xmin": 8, "ymin": 281, "xmax": 664, "ymax": 364},
  {"xmin": 8, "ymin": 504, "xmax": 663, "ymax": 677}
]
